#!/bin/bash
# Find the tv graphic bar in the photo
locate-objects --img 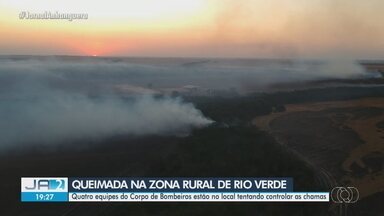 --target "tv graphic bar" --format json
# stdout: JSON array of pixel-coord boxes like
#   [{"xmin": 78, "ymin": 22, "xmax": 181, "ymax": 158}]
[{"xmin": 21, "ymin": 177, "xmax": 329, "ymax": 202}]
